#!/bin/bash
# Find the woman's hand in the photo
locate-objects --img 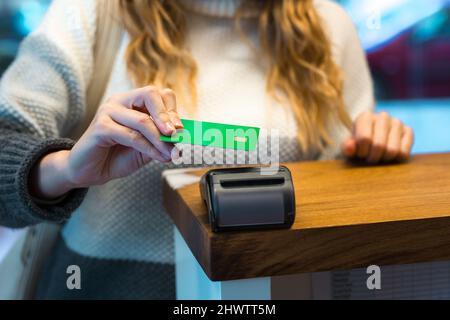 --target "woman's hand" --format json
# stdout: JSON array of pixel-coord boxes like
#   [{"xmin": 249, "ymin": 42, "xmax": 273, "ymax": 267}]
[
  {"xmin": 31, "ymin": 86, "xmax": 183, "ymax": 199},
  {"xmin": 341, "ymin": 111, "xmax": 414, "ymax": 163}
]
